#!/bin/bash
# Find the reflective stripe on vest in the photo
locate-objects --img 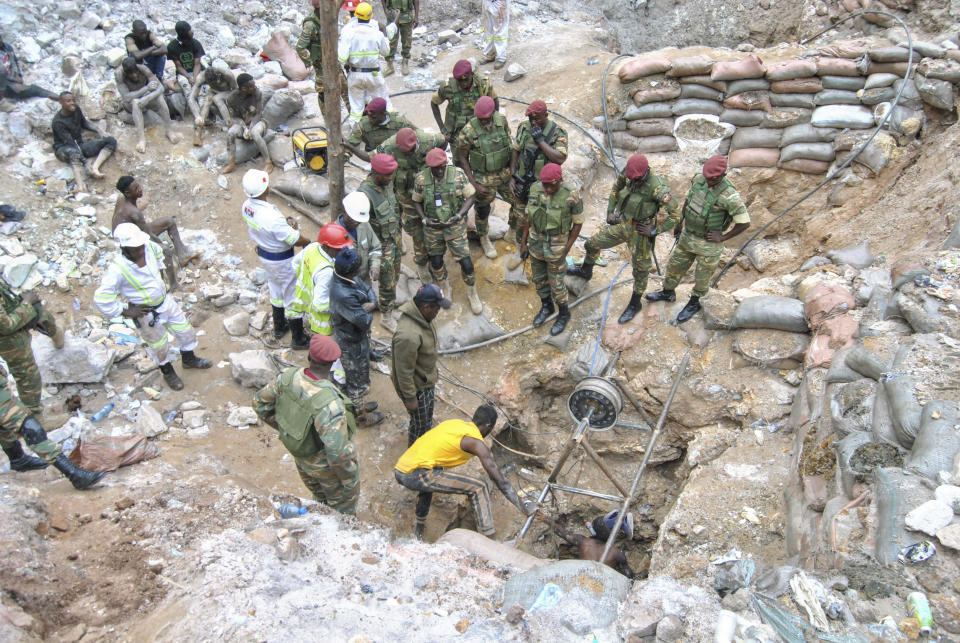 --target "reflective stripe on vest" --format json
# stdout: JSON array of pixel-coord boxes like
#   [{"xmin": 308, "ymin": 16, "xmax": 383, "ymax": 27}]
[
  {"xmin": 422, "ymin": 166, "xmax": 460, "ymax": 223},
  {"xmin": 111, "ymin": 245, "xmax": 165, "ymax": 306},
  {"xmin": 528, "ymin": 184, "xmax": 574, "ymax": 235},
  {"xmin": 616, "ymin": 174, "xmax": 660, "ymax": 222},
  {"xmin": 466, "ymin": 113, "xmax": 511, "ymax": 174},
  {"xmin": 683, "ymin": 176, "xmax": 735, "ymax": 237},
  {"xmin": 291, "ymin": 245, "xmax": 334, "ymax": 335}
]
